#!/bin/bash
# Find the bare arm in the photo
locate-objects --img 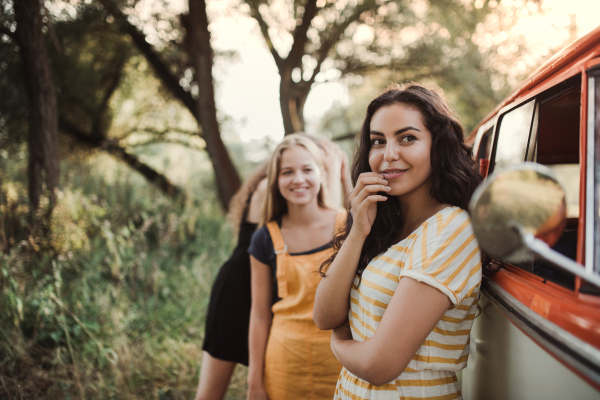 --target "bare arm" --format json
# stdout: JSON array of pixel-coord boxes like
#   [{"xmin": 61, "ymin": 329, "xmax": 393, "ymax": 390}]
[
  {"xmin": 313, "ymin": 172, "xmax": 389, "ymax": 330},
  {"xmin": 331, "ymin": 278, "xmax": 451, "ymax": 386},
  {"xmin": 247, "ymin": 256, "xmax": 272, "ymax": 400},
  {"xmin": 246, "ymin": 178, "xmax": 268, "ymax": 224},
  {"xmin": 313, "ymin": 230, "xmax": 367, "ymax": 330}
]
